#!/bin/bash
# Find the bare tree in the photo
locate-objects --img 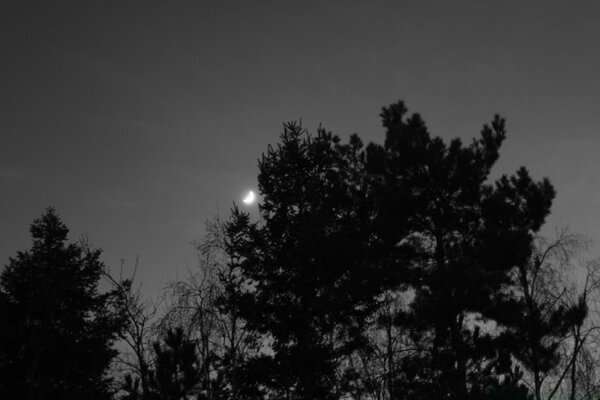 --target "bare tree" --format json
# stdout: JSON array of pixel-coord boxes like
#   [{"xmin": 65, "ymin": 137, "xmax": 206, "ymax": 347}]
[
  {"xmin": 559, "ymin": 260, "xmax": 600, "ymax": 400},
  {"xmin": 159, "ymin": 215, "xmax": 259, "ymax": 400},
  {"xmin": 340, "ymin": 290, "xmax": 416, "ymax": 400},
  {"xmin": 160, "ymin": 247, "xmax": 221, "ymax": 398},
  {"xmin": 512, "ymin": 229, "xmax": 600, "ymax": 400},
  {"xmin": 104, "ymin": 258, "xmax": 161, "ymax": 399}
]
